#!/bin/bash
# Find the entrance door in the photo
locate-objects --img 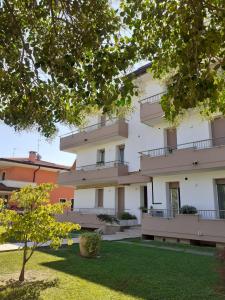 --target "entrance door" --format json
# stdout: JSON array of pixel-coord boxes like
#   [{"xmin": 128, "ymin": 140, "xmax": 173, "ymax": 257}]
[
  {"xmin": 117, "ymin": 187, "xmax": 125, "ymax": 216},
  {"xmin": 168, "ymin": 182, "xmax": 180, "ymax": 217},
  {"xmin": 166, "ymin": 128, "xmax": 177, "ymax": 149},
  {"xmin": 211, "ymin": 117, "xmax": 225, "ymax": 146},
  {"xmin": 217, "ymin": 183, "xmax": 225, "ymax": 219}
]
